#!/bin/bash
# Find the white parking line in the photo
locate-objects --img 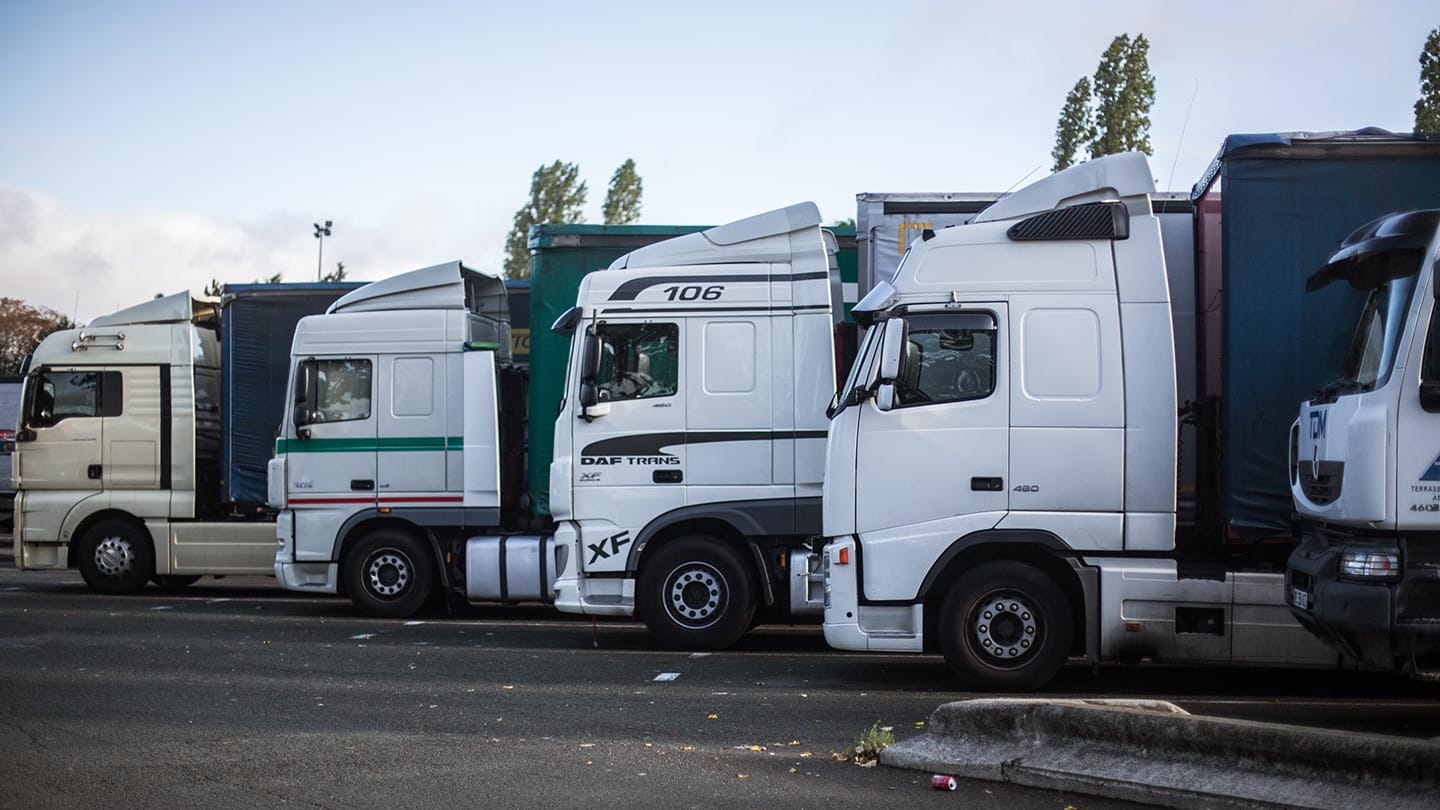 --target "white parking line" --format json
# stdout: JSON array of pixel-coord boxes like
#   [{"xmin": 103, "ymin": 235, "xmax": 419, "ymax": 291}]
[{"xmin": 653, "ymin": 672, "xmax": 681, "ymax": 682}]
